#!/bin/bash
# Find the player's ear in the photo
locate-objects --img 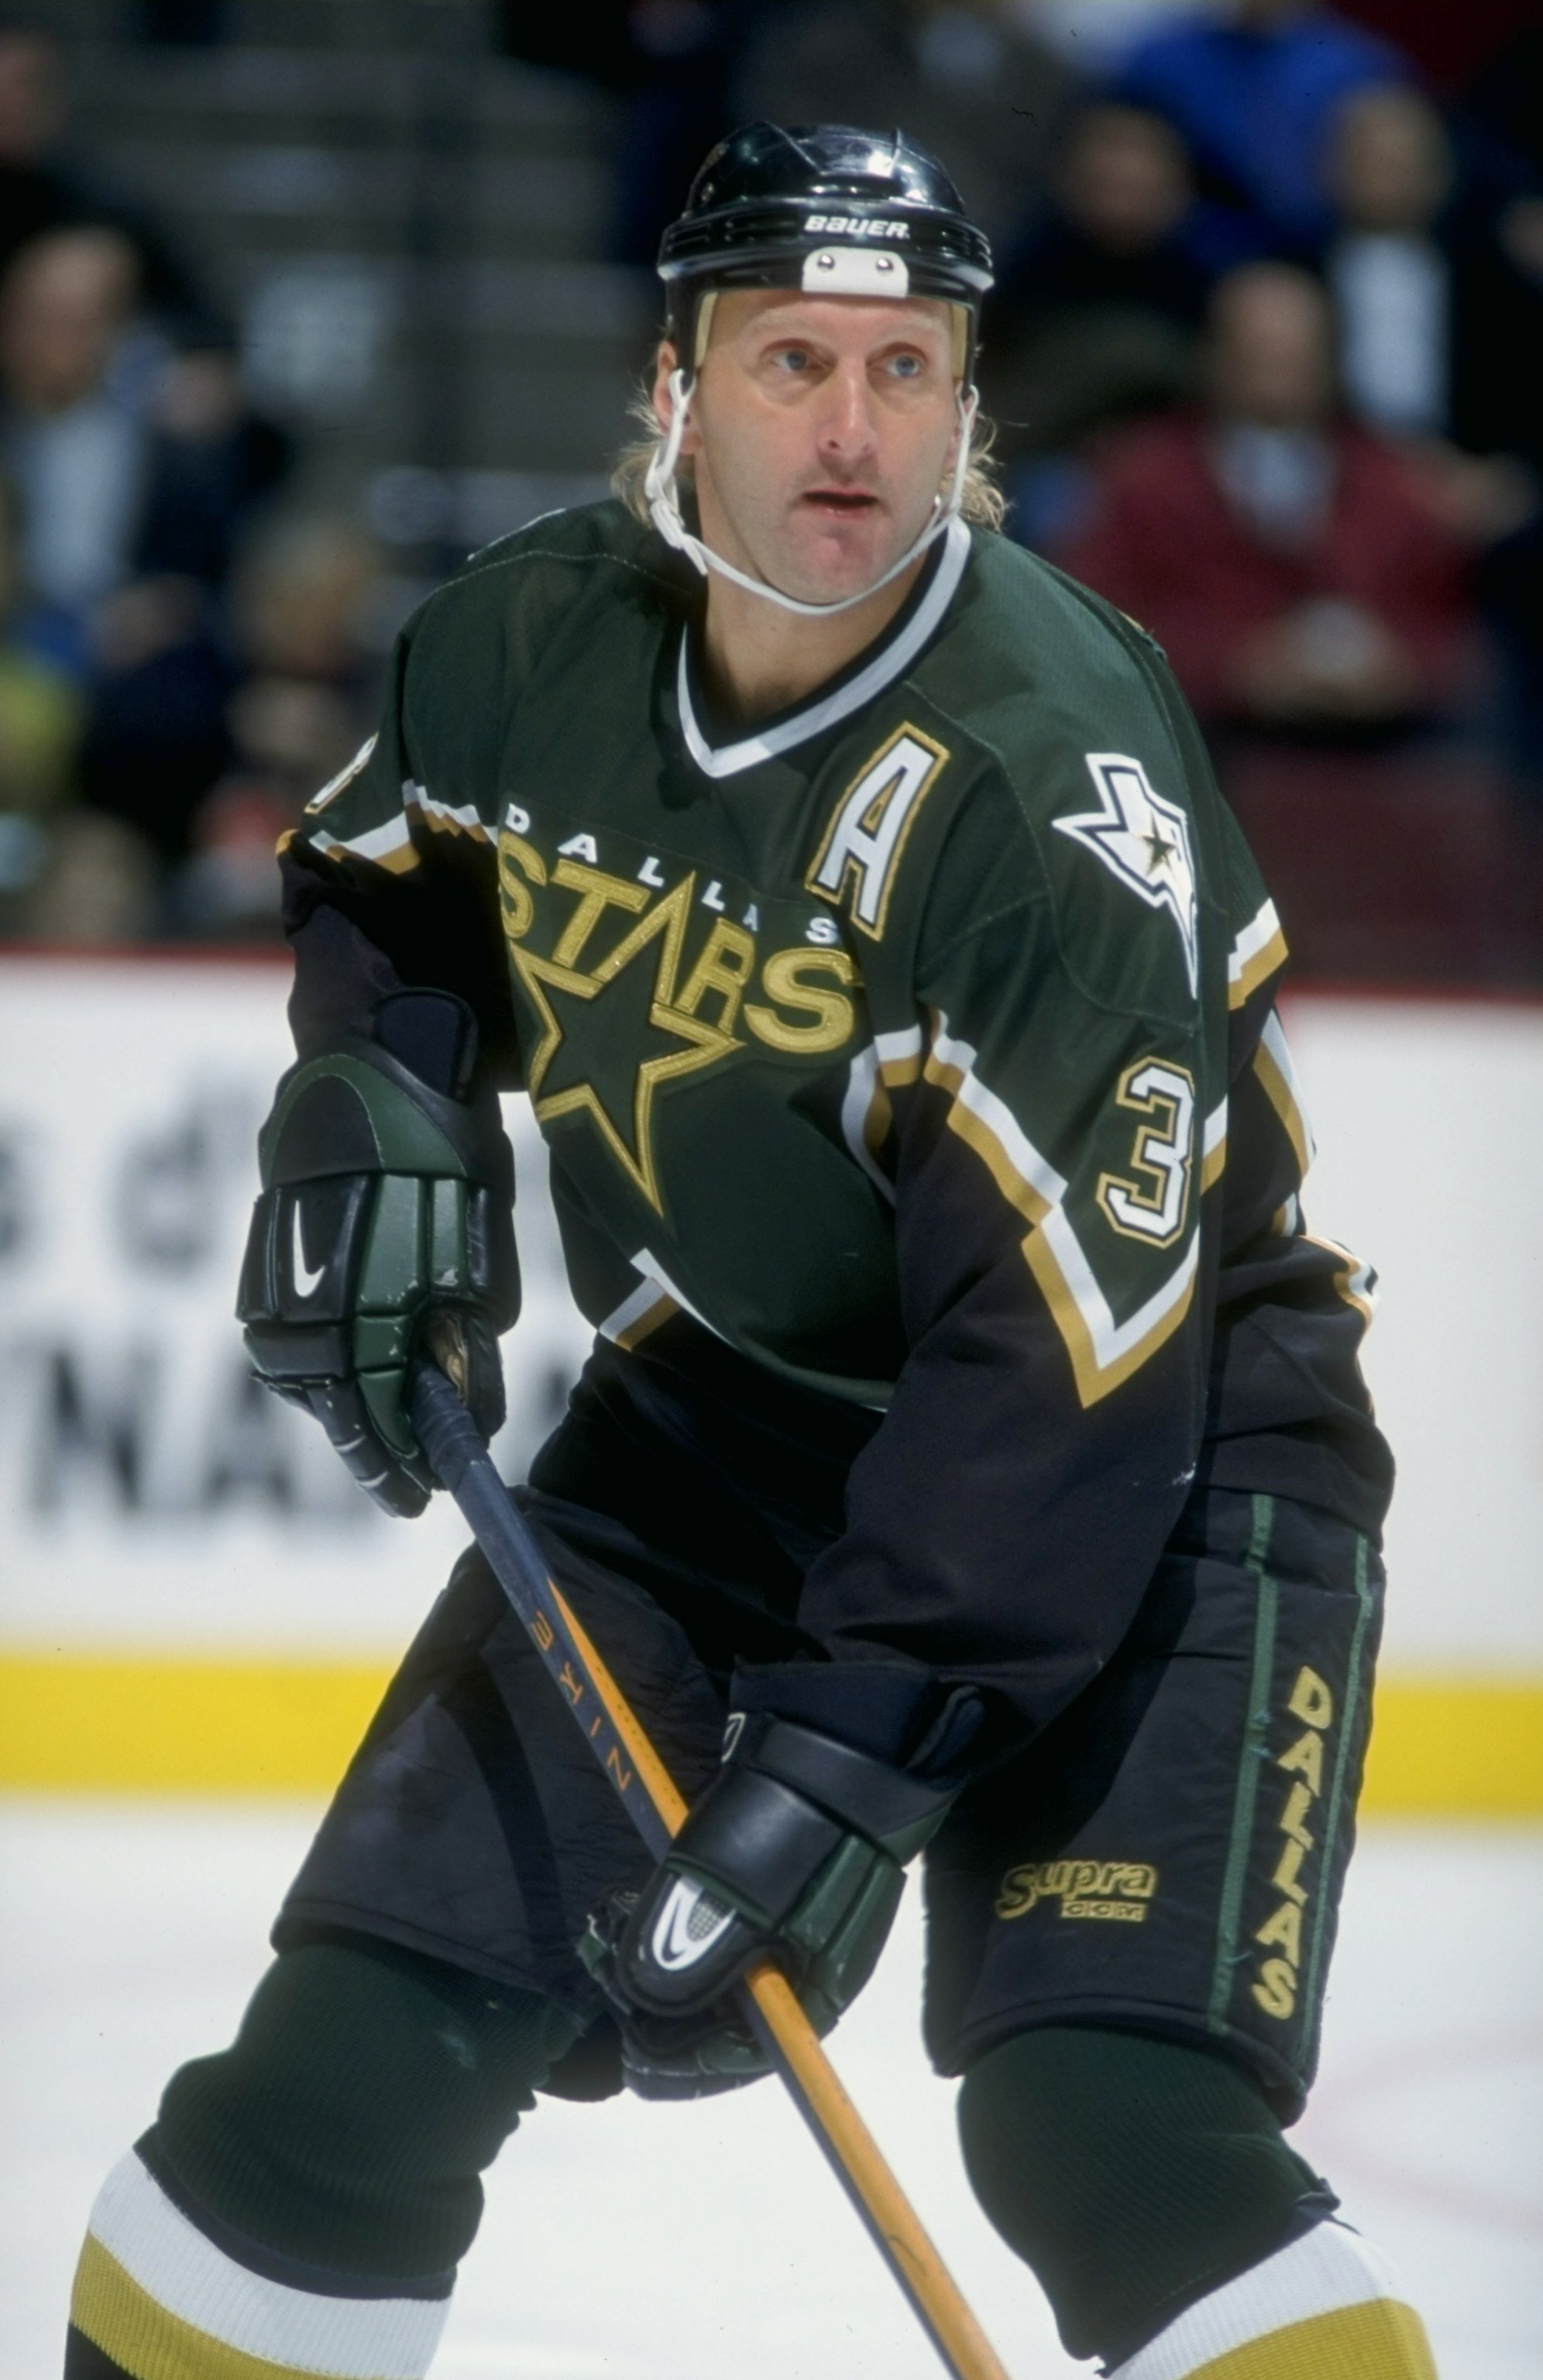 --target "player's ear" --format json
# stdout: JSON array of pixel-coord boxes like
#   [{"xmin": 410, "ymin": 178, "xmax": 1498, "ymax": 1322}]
[
  {"xmin": 651, "ymin": 341, "xmax": 679, "ymax": 424},
  {"xmin": 653, "ymin": 339, "xmax": 703, "ymax": 459},
  {"xmin": 939, "ymin": 392, "xmax": 965, "ymax": 488}
]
